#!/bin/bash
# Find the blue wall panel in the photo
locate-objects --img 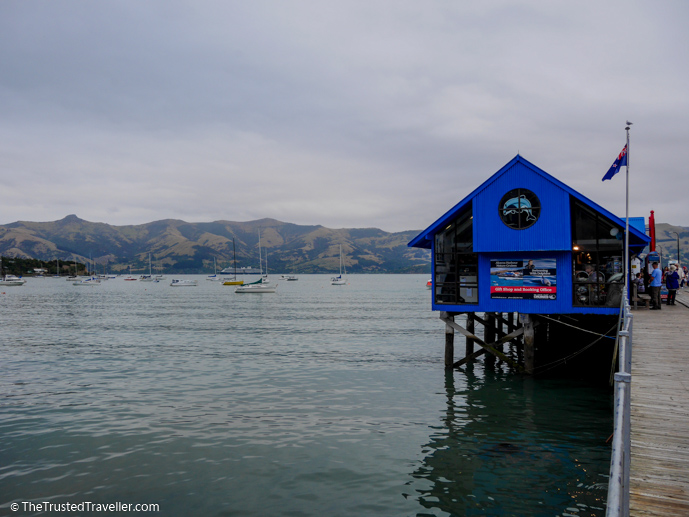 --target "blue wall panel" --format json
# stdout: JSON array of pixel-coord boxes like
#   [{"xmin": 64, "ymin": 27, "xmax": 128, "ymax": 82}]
[{"xmin": 473, "ymin": 161, "xmax": 572, "ymax": 253}]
